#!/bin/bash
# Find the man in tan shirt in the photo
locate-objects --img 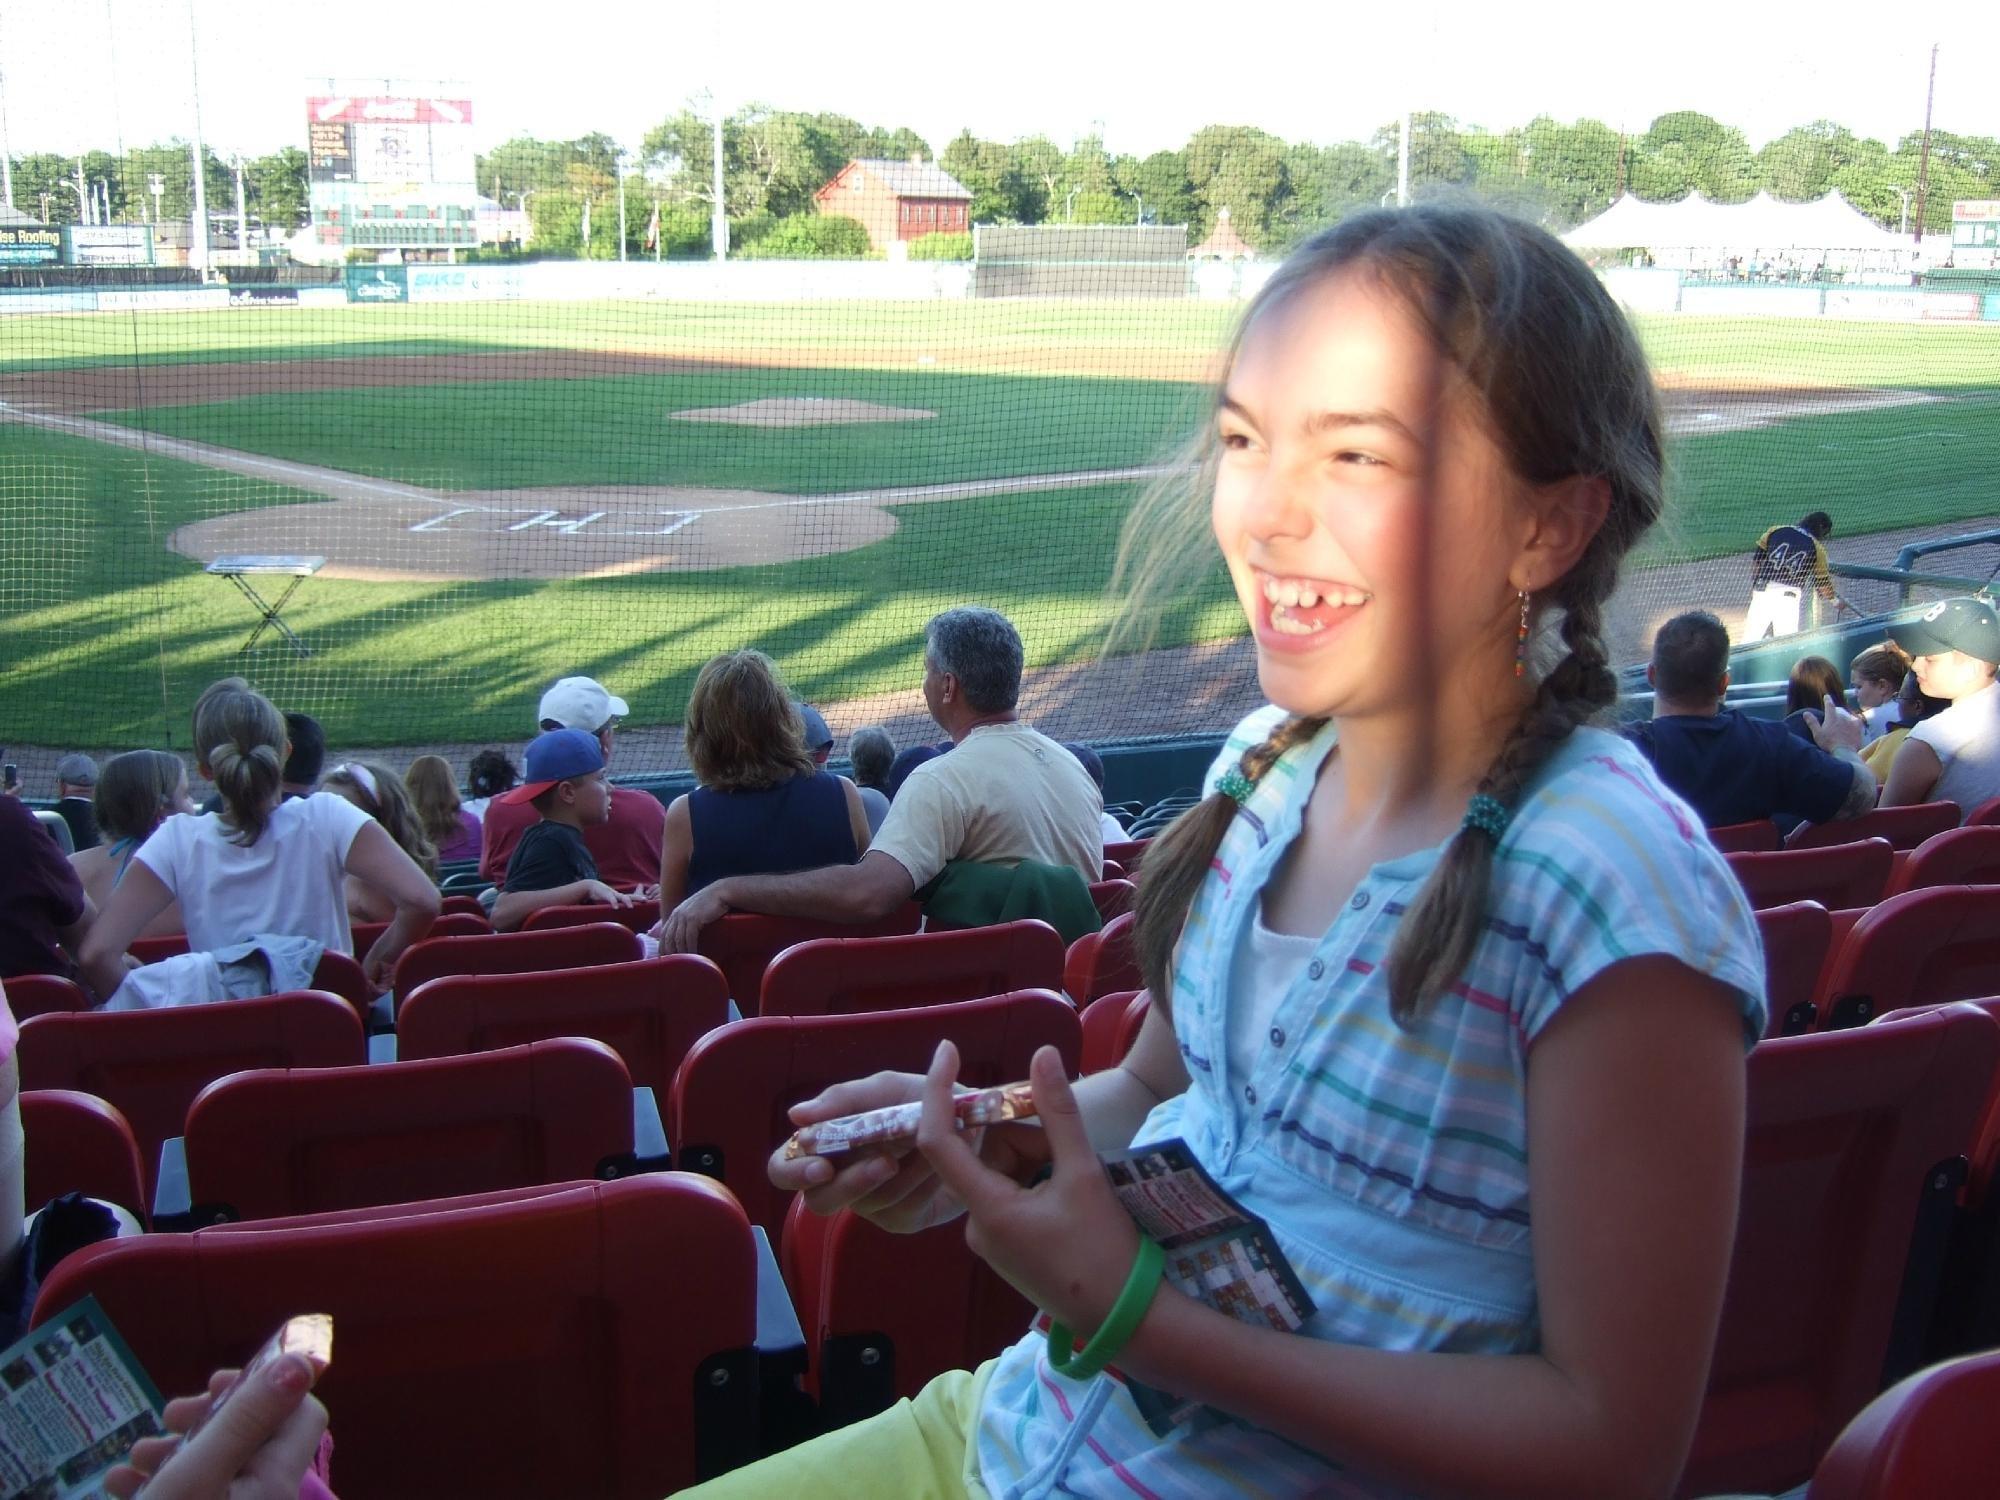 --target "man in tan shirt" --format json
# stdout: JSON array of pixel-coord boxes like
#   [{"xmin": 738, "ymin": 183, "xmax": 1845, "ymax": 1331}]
[{"xmin": 659, "ymin": 607, "xmax": 1102, "ymax": 950}]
